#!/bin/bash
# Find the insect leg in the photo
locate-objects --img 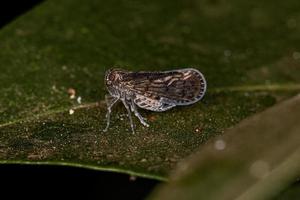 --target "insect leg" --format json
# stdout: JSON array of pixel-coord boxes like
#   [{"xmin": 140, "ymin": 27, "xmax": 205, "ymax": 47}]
[
  {"xmin": 103, "ymin": 94, "xmax": 119, "ymax": 132},
  {"xmin": 130, "ymin": 99, "xmax": 149, "ymax": 127},
  {"xmin": 121, "ymin": 99, "xmax": 135, "ymax": 134}
]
